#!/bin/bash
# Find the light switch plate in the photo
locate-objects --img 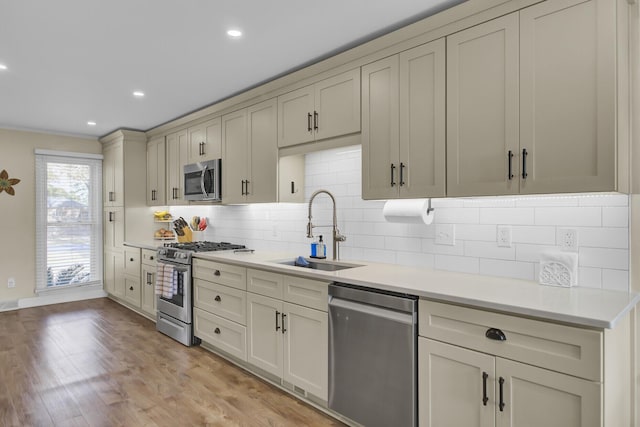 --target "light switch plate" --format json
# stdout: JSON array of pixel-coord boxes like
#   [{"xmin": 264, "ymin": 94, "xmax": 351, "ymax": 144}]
[{"xmin": 435, "ymin": 224, "xmax": 455, "ymax": 246}]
